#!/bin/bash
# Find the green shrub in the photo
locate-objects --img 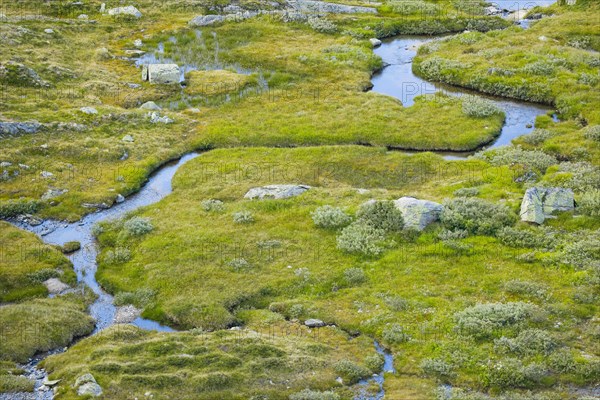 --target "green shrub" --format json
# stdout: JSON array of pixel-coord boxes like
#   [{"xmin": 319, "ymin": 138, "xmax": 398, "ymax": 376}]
[
  {"xmin": 228, "ymin": 258, "xmax": 251, "ymax": 271},
  {"xmin": 307, "ymin": 18, "xmax": 337, "ymax": 34},
  {"xmin": 583, "ymin": 125, "xmax": 600, "ymax": 142},
  {"xmin": 548, "ymin": 348, "xmax": 576, "ymax": 373},
  {"xmin": 0, "ymin": 374, "xmax": 35, "ymax": 392},
  {"xmin": 0, "ymin": 199, "xmax": 39, "ymax": 218},
  {"xmin": 521, "ymin": 129, "xmax": 554, "ymax": 146},
  {"xmin": 62, "ymin": 241, "xmax": 81, "ymax": 253},
  {"xmin": 497, "ymin": 227, "xmax": 557, "ymax": 249},
  {"xmin": 579, "ymin": 189, "xmax": 600, "ymax": 217},
  {"xmin": 201, "ymin": 199, "xmax": 224, "ymax": 212},
  {"xmin": 27, "ymin": 268, "xmax": 60, "ymax": 283},
  {"xmin": 453, "ymin": 187, "xmax": 479, "ymax": 197},
  {"xmin": 105, "ymin": 247, "xmax": 132, "ymax": 264},
  {"xmin": 356, "ymin": 201, "xmax": 404, "ymax": 232},
  {"xmin": 454, "ymin": 302, "xmax": 538, "ymax": 339},
  {"xmin": 333, "ymin": 360, "xmax": 371, "ymax": 384},
  {"xmin": 494, "ymin": 329, "xmax": 557, "ymax": 355},
  {"xmin": 462, "ymin": 96, "xmax": 503, "ymax": 118},
  {"xmin": 336, "ymin": 221, "xmax": 386, "ymax": 256},
  {"xmin": 233, "ymin": 211, "xmax": 254, "ymax": 224},
  {"xmin": 438, "ymin": 229, "xmax": 468, "ymax": 241},
  {"xmin": 521, "ymin": 61, "xmax": 556, "ymax": 76},
  {"xmin": 504, "ymin": 280, "xmax": 549, "ymax": 301},
  {"xmin": 114, "ymin": 288, "xmax": 156, "ymax": 307},
  {"xmin": 91, "ymin": 223, "xmax": 104, "ymax": 237},
  {"xmin": 311, "ymin": 205, "xmax": 352, "ymax": 229},
  {"xmin": 364, "ymin": 353, "xmax": 384, "ymax": 373},
  {"xmin": 486, "ymin": 359, "xmax": 546, "ymax": 389},
  {"xmin": 559, "ymin": 230, "xmax": 600, "ymax": 269},
  {"xmin": 381, "ymin": 294, "xmax": 410, "ymax": 311},
  {"xmin": 420, "ymin": 358, "xmax": 456, "ymax": 382},
  {"xmin": 289, "ymin": 389, "xmax": 340, "ymax": 400},
  {"xmin": 124, "ymin": 217, "xmax": 153, "ymax": 236},
  {"xmin": 382, "ymin": 323, "xmax": 411, "ymax": 344},
  {"xmin": 557, "ymin": 162, "xmax": 600, "ymax": 191},
  {"xmin": 475, "ymin": 146, "xmax": 557, "ymax": 173},
  {"xmin": 343, "ymin": 267, "xmax": 366, "ymax": 285},
  {"xmin": 441, "ymin": 198, "xmax": 516, "ymax": 236}
]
